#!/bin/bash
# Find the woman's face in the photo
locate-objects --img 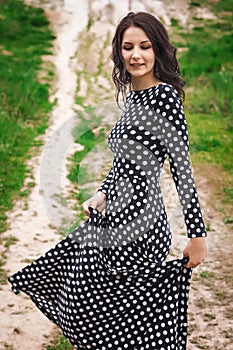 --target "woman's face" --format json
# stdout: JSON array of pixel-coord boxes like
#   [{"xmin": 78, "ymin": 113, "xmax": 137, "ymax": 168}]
[{"xmin": 121, "ymin": 26, "xmax": 156, "ymax": 87}]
